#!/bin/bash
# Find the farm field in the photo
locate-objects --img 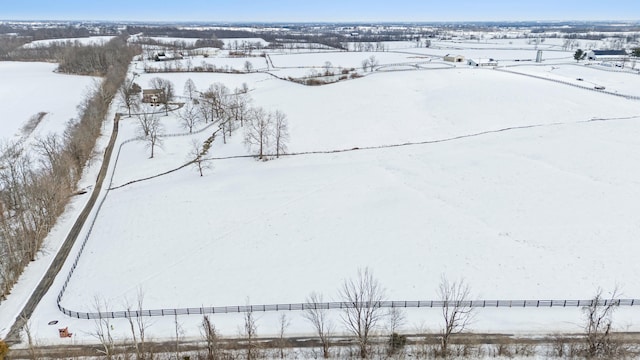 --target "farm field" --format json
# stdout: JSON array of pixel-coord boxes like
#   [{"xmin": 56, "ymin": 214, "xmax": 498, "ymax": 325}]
[
  {"xmin": 19, "ymin": 54, "xmax": 640, "ymax": 344},
  {"xmin": 21, "ymin": 36, "xmax": 115, "ymax": 48},
  {"xmin": 0, "ymin": 61, "xmax": 97, "ymax": 146},
  {"xmin": 0, "ymin": 37, "xmax": 640, "ymax": 344}
]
